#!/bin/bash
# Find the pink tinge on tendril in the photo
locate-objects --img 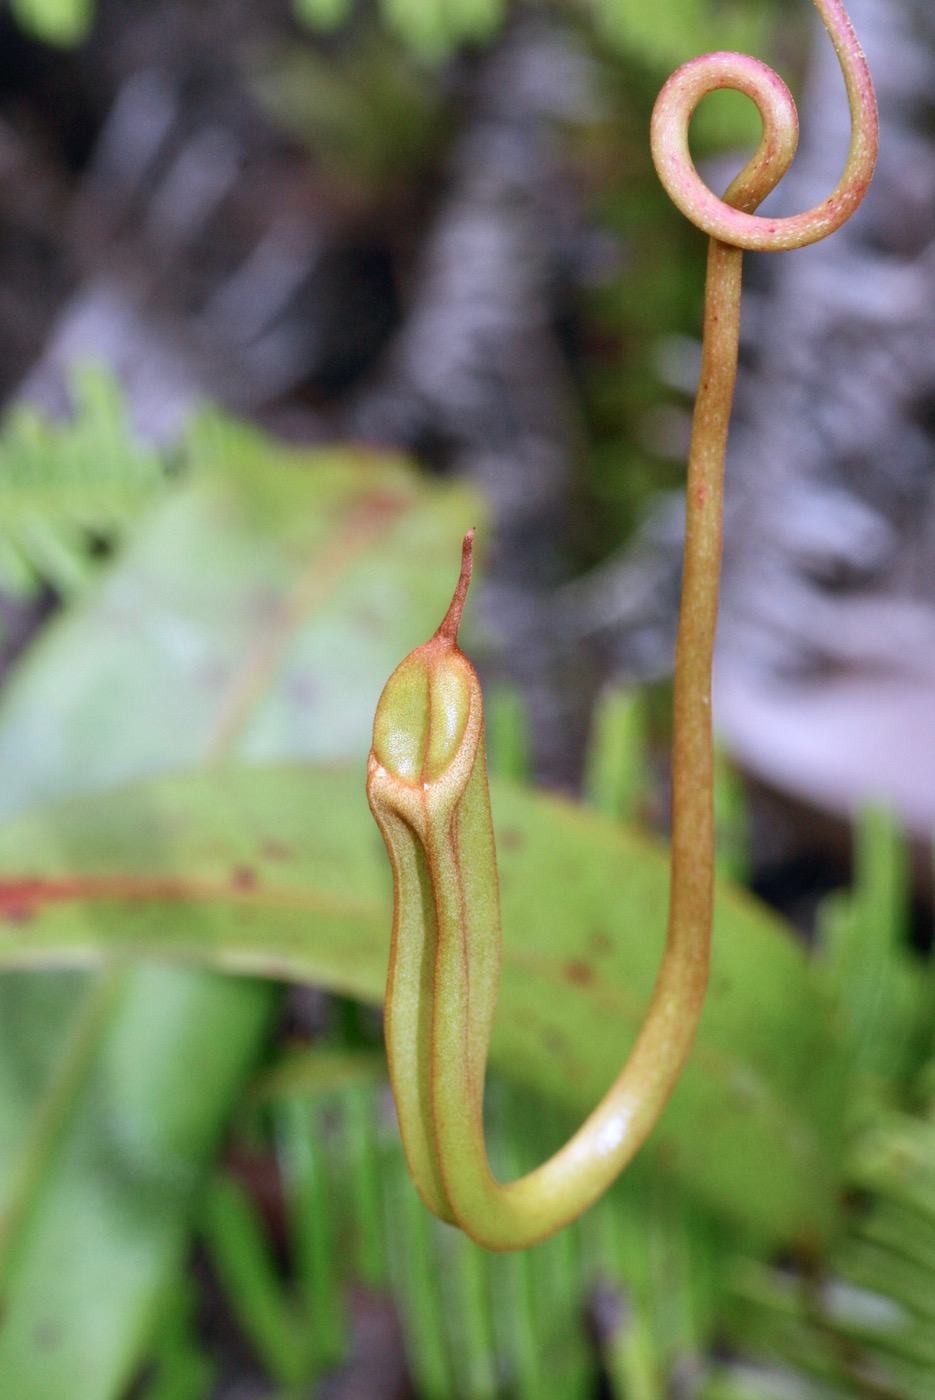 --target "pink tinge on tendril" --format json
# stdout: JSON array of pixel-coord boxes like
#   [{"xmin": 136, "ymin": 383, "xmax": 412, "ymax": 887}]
[{"xmin": 650, "ymin": 0, "xmax": 878, "ymax": 247}]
